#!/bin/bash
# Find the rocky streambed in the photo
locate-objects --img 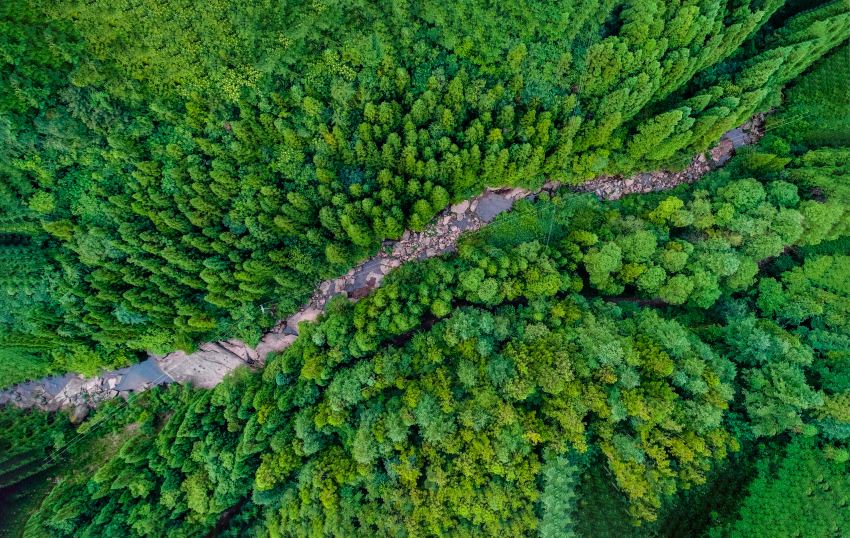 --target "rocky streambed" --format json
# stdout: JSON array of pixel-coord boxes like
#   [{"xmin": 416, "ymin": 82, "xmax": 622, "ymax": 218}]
[{"xmin": 0, "ymin": 115, "xmax": 765, "ymax": 413}]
